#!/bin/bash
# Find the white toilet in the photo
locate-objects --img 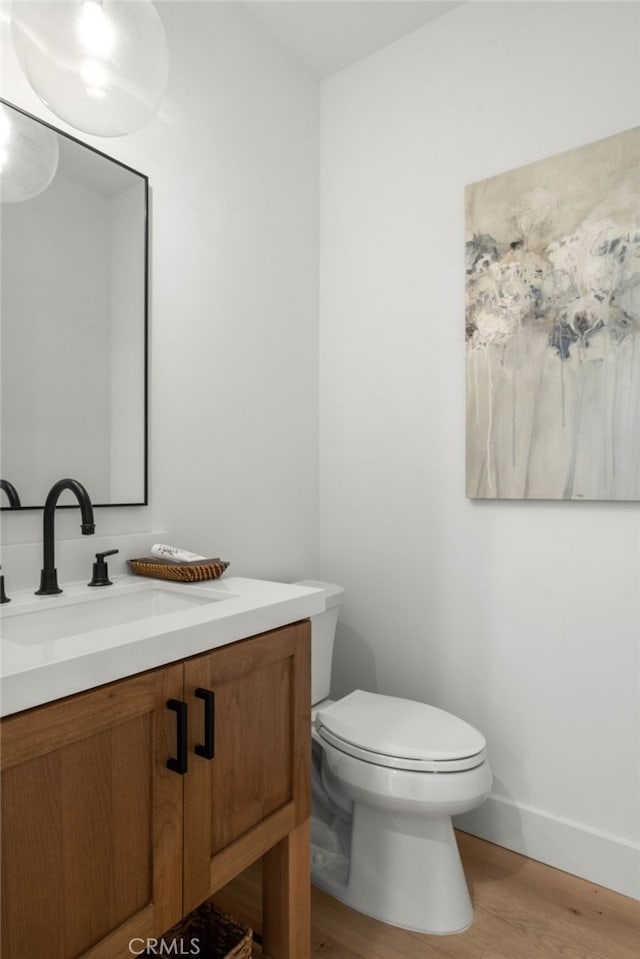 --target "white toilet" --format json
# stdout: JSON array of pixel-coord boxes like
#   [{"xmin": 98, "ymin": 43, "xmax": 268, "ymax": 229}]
[{"xmin": 298, "ymin": 580, "xmax": 492, "ymax": 936}]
